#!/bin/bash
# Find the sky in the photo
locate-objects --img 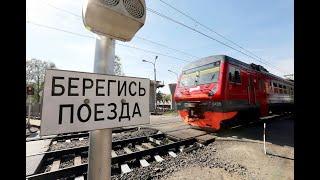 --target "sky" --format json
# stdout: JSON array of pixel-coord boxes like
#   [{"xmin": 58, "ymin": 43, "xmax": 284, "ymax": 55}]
[{"xmin": 26, "ymin": 0, "xmax": 294, "ymax": 94}]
